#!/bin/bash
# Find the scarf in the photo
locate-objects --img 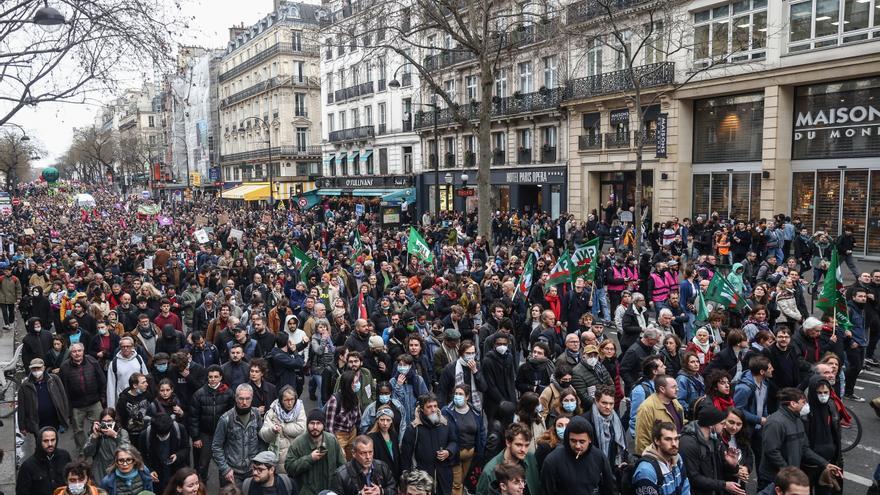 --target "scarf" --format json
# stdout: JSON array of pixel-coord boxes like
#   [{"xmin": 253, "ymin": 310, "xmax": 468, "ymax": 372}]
[
  {"xmin": 565, "ymin": 348, "xmax": 580, "ymax": 363},
  {"xmin": 545, "ymin": 293, "xmax": 561, "ymax": 319},
  {"xmin": 712, "ymin": 394, "xmax": 734, "ymax": 412},
  {"xmin": 270, "ymin": 398, "xmax": 303, "ymax": 423},
  {"xmin": 114, "ymin": 468, "xmax": 141, "ymax": 487},
  {"xmin": 358, "ymin": 293, "xmax": 368, "ymax": 320},
  {"xmin": 138, "ymin": 324, "xmax": 155, "ymax": 340},
  {"xmin": 591, "ymin": 404, "xmax": 626, "ymax": 465},
  {"xmin": 455, "ymin": 358, "xmax": 482, "ymax": 411},
  {"xmin": 690, "ymin": 336, "xmax": 710, "ymax": 354}
]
